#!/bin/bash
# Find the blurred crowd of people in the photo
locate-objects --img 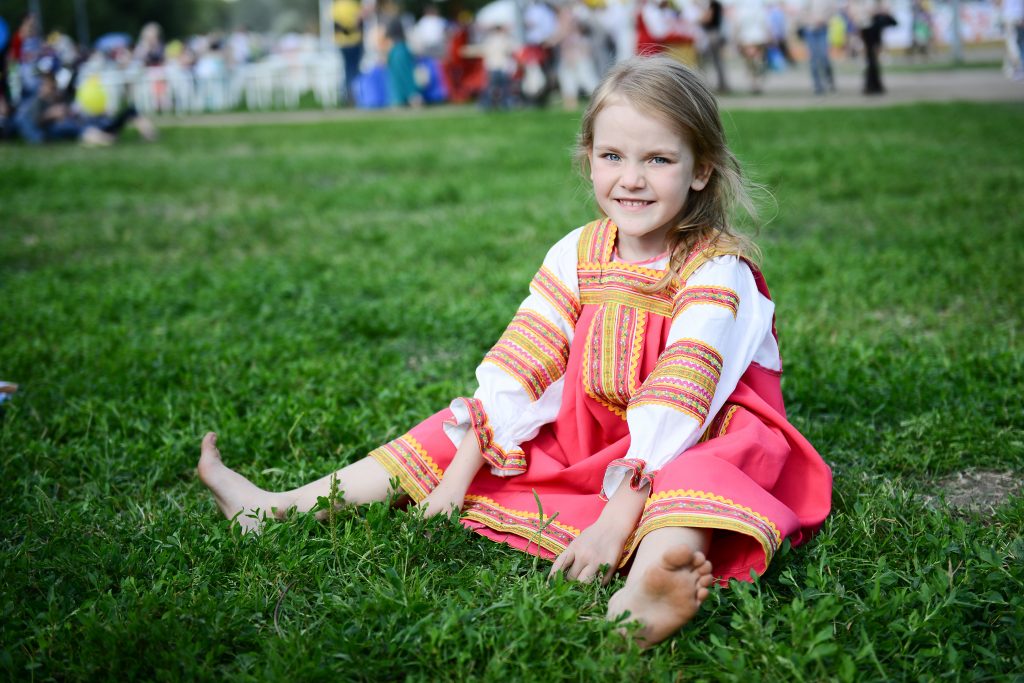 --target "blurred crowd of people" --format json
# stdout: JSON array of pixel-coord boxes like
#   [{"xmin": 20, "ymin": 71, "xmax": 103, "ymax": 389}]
[
  {"xmin": 0, "ymin": 13, "xmax": 161, "ymax": 145},
  {"xmin": 336, "ymin": 0, "xmax": 916, "ymax": 107},
  {"xmin": 2, "ymin": 0, "xmax": 1020, "ymax": 144}
]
